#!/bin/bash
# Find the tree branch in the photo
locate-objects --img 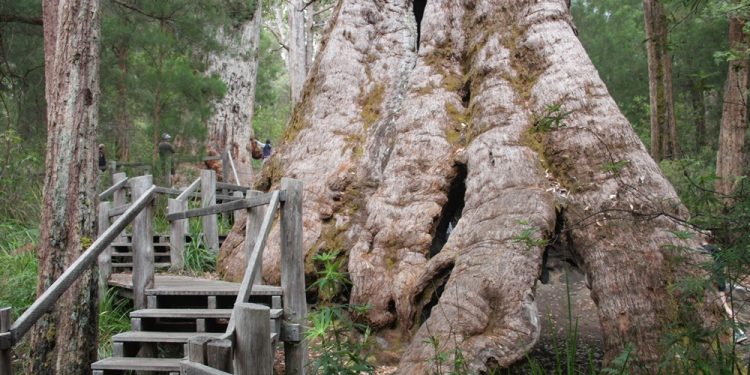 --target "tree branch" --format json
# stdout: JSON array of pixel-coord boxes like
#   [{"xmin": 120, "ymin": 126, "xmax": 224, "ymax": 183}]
[
  {"xmin": 264, "ymin": 25, "xmax": 289, "ymax": 51},
  {"xmin": 111, "ymin": 0, "xmax": 167, "ymax": 22},
  {"xmin": 0, "ymin": 14, "xmax": 43, "ymax": 26}
]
